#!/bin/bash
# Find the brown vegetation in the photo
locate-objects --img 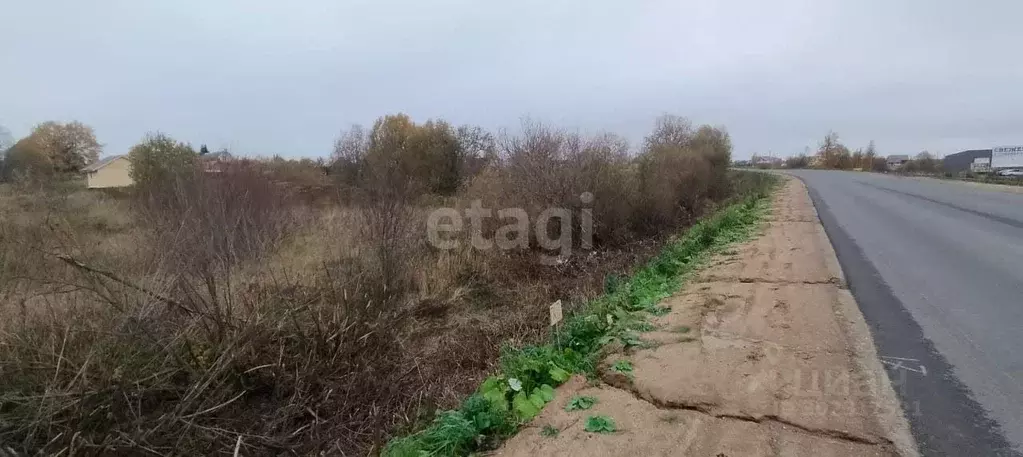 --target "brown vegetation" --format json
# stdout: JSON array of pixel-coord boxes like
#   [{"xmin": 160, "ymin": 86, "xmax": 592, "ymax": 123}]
[
  {"xmin": 0, "ymin": 114, "xmax": 745, "ymax": 455},
  {"xmin": 2, "ymin": 121, "xmax": 101, "ymax": 179}
]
